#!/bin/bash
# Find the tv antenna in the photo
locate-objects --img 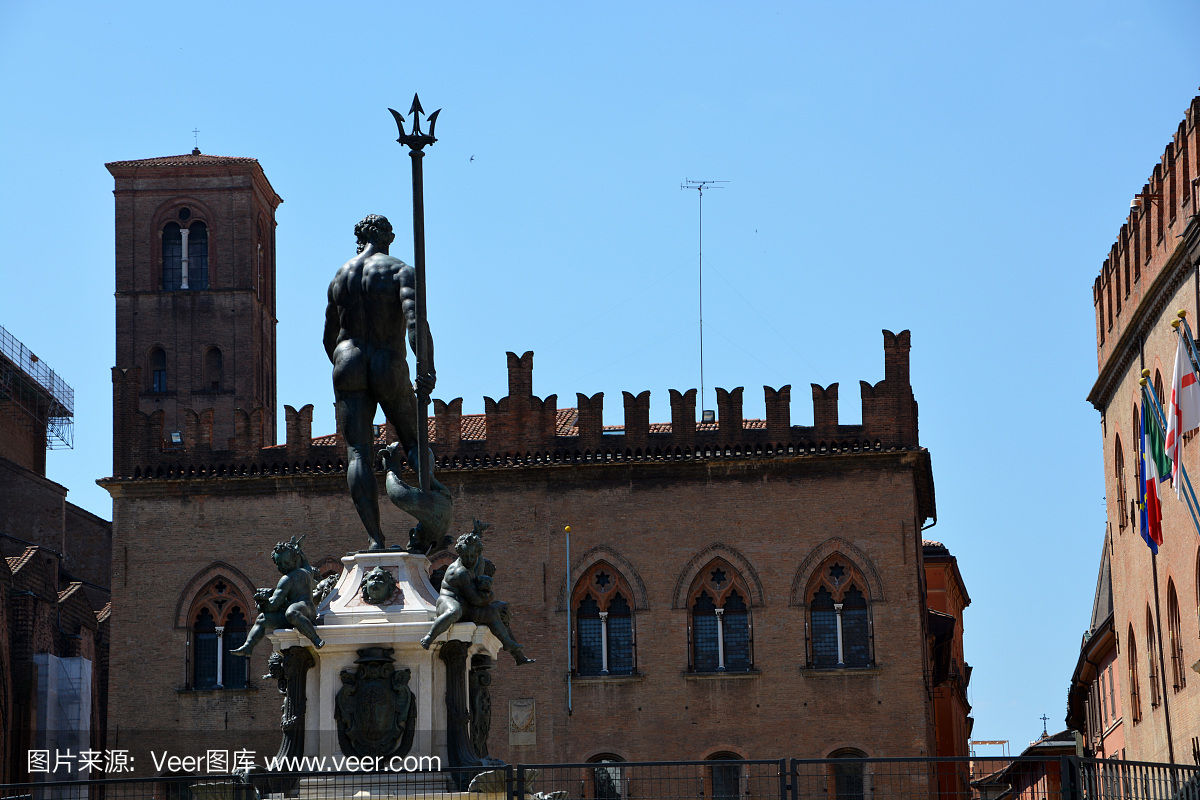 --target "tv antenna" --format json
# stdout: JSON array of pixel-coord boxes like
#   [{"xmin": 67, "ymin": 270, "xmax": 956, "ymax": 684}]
[{"xmin": 681, "ymin": 179, "xmax": 727, "ymax": 423}]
